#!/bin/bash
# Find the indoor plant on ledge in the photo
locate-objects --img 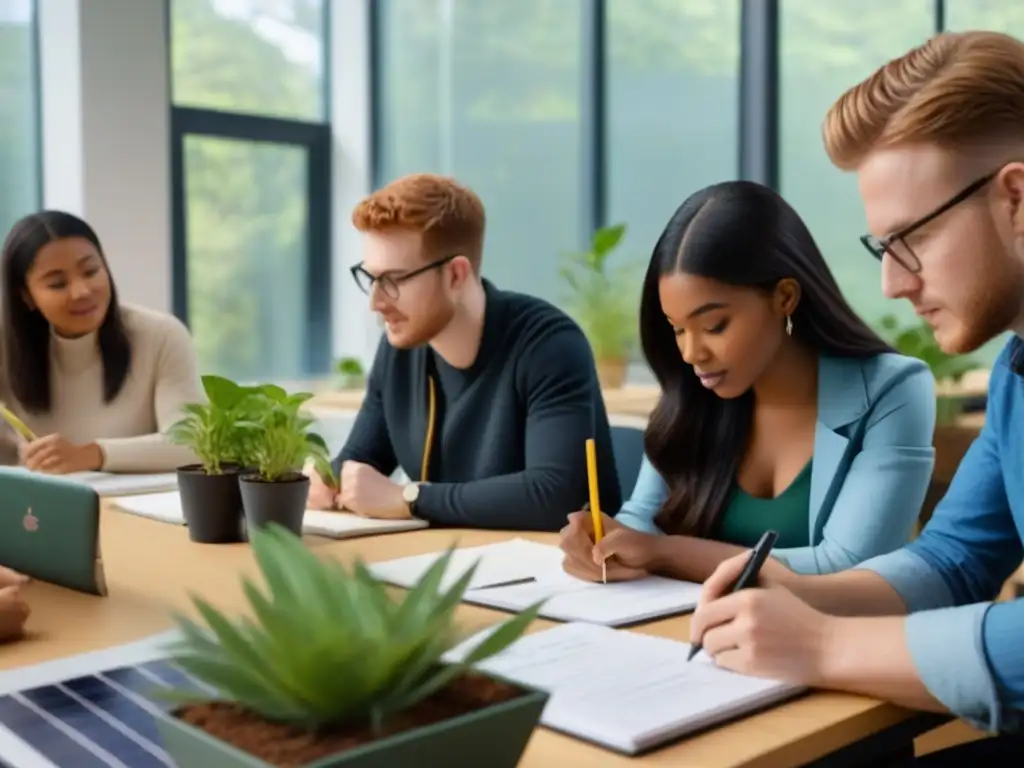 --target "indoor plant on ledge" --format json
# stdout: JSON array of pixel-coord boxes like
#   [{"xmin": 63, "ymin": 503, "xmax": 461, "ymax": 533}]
[
  {"xmin": 166, "ymin": 374, "xmax": 262, "ymax": 544},
  {"xmin": 878, "ymin": 314, "xmax": 983, "ymax": 528},
  {"xmin": 153, "ymin": 524, "xmax": 548, "ymax": 767},
  {"xmin": 559, "ymin": 222, "xmax": 641, "ymax": 389},
  {"xmin": 333, "ymin": 356, "xmax": 365, "ymax": 390},
  {"xmin": 239, "ymin": 384, "xmax": 335, "ymax": 537}
]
